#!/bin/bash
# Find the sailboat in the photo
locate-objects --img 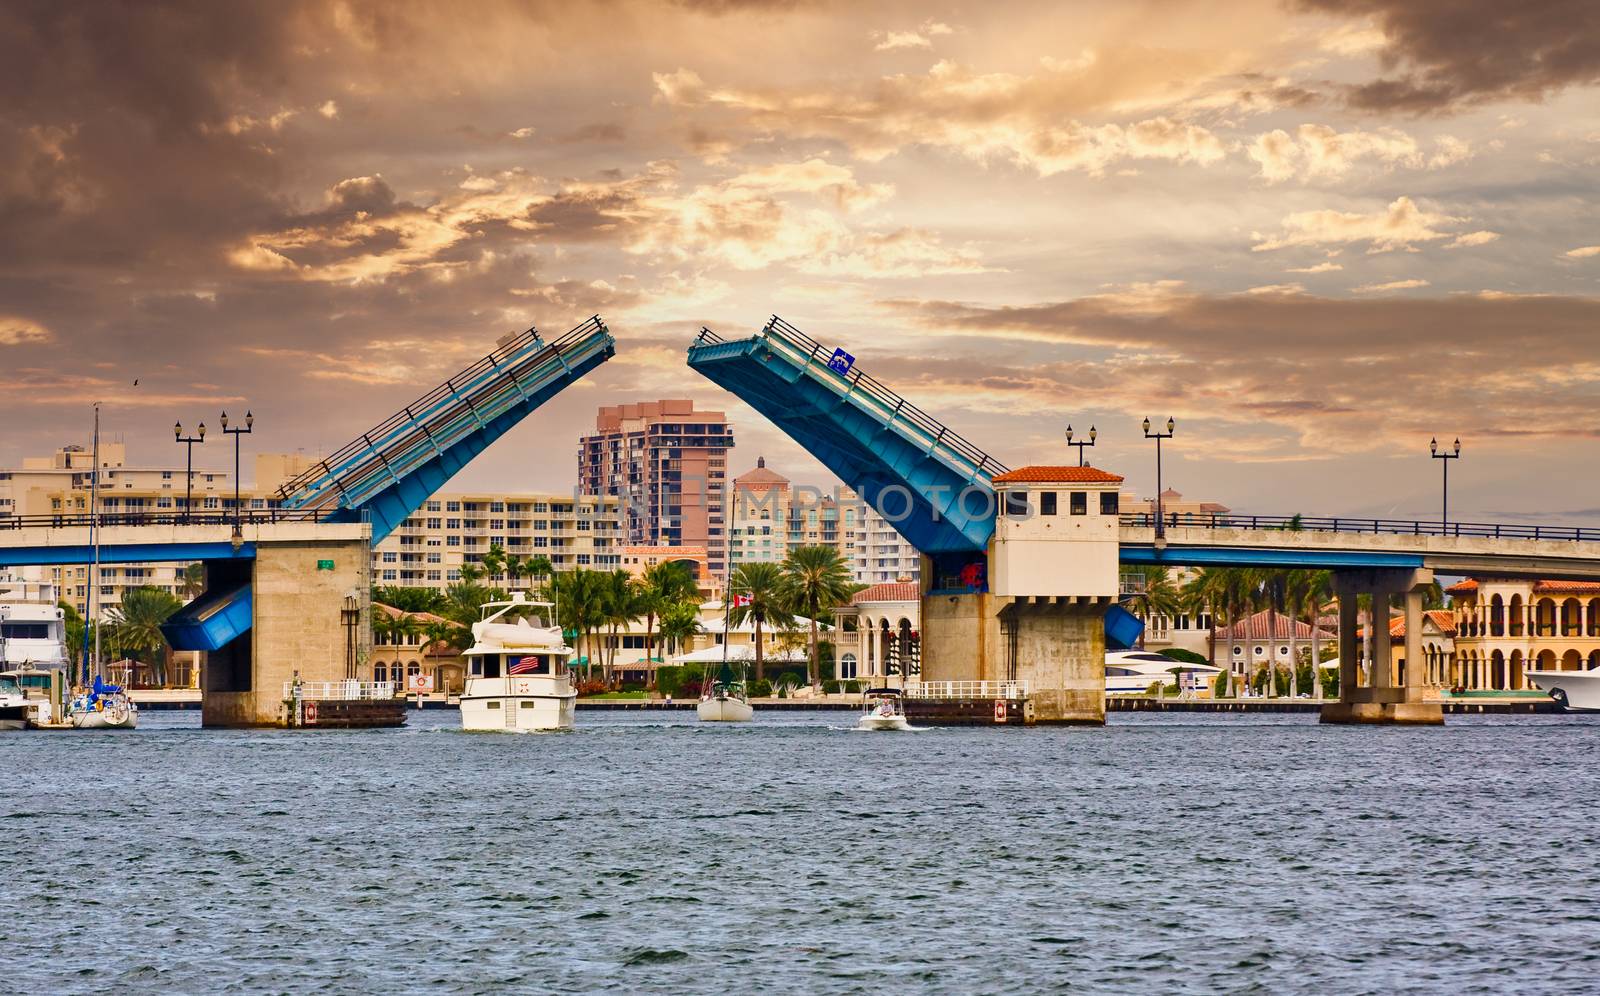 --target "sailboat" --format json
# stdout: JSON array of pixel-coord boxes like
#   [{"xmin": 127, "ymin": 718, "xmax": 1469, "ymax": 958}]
[
  {"xmin": 64, "ymin": 402, "xmax": 138, "ymax": 731},
  {"xmin": 697, "ymin": 661, "xmax": 753, "ymax": 722},
  {"xmin": 698, "ymin": 564, "xmax": 754, "ymax": 723}
]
